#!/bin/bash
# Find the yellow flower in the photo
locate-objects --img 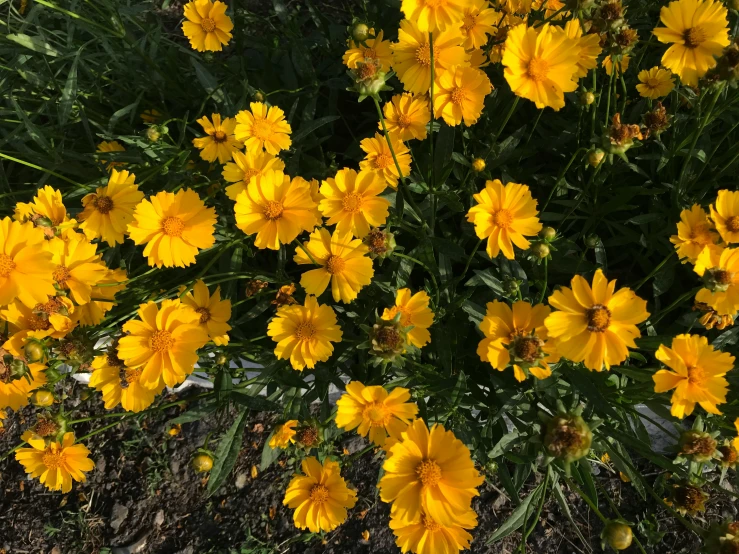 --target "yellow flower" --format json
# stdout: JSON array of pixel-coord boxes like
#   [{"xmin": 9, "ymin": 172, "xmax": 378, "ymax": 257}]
[
  {"xmin": 466, "ymin": 179, "xmax": 542, "ymax": 259},
  {"xmin": 733, "ymin": 419, "xmax": 739, "ymax": 452},
  {"xmin": 96, "ymin": 140, "xmax": 126, "ymax": 170},
  {"xmin": 459, "ymin": 0, "xmax": 500, "ymax": 49},
  {"xmin": 269, "ymin": 420, "xmax": 298, "ymax": 449},
  {"xmin": 222, "ymin": 150, "xmax": 285, "ymax": 201},
  {"xmin": 182, "ymin": 0, "xmax": 233, "ymax": 52},
  {"xmin": 533, "ymin": 0, "xmax": 567, "ymax": 19},
  {"xmin": 653, "ymin": 334, "xmax": 735, "ymax": 419},
  {"xmin": 503, "ymin": 23, "xmax": 579, "ymax": 110},
  {"xmin": 140, "ymin": 109, "xmax": 162, "ymax": 123},
  {"xmin": 379, "ymin": 419, "xmax": 484, "ymax": 526},
  {"xmin": 382, "ymin": 289, "xmax": 435, "ymax": 348},
  {"xmin": 128, "ymin": 189, "xmax": 217, "ymax": 268},
  {"xmin": 294, "ymin": 228, "xmax": 374, "ymax": 304},
  {"xmin": 380, "ymin": 93, "xmax": 431, "ymax": 142},
  {"xmin": 234, "ymin": 102, "xmax": 292, "ymax": 155},
  {"xmin": 14, "ymin": 186, "xmax": 74, "ymax": 230},
  {"xmin": 88, "ymin": 353, "xmax": 164, "ymax": 413},
  {"xmin": 117, "ymin": 299, "xmax": 210, "ymax": 389},
  {"xmin": 433, "ymin": 65, "xmax": 492, "ymax": 126},
  {"xmin": 636, "ymin": 67, "xmax": 676, "ymax": 99},
  {"xmin": 401, "ymin": 0, "xmax": 470, "ymax": 33},
  {"xmin": 500, "ymin": 0, "xmax": 533, "ymax": 13},
  {"xmin": 564, "ymin": 20, "xmax": 603, "ymax": 79},
  {"xmin": 468, "ymin": 47, "xmax": 490, "ymax": 69},
  {"xmin": 79, "ymin": 169, "xmax": 144, "ymax": 247},
  {"xmin": 545, "ymin": 269, "xmax": 649, "ymax": 372},
  {"xmin": 318, "ymin": 168, "xmax": 390, "ymax": 239},
  {"xmin": 694, "ymin": 245, "xmax": 739, "ymax": 316},
  {"xmin": 653, "ymin": 0, "xmax": 730, "ymax": 87},
  {"xmin": 234, "ymin": 169, "xmax": 319, "ymax": 250},
  {"xmin": 0, "ymin": 217, "xmax": 56, "ymax": 309},
  {"xmin": 0, "ymin": 409, "xmax": 5, "ymax": 428},
  {"xmin": 15, "ymin": 432, "xmax": 94, "ymax": 493},
  {"xmin": 192, "ymin": 114, "xmax": 240, "ymax": 164},
  {"xmin": 180, "ymin": 279, "xmax": 232, "ymax": 346},
  {"xmin": 283, "ymin": 457, "xmax": 357, "ymax": 533},
  {"xmin": 343, "ymin": 29, "xmax": 394, "ymax": 72},
  {"xmin": 359, "ymin": 131, "xmax": 412, "ymax": 189},
  {"xmin": 0, "ymin": 361, "xmax": 46, "ymax": 411},
  {"xmin": 267, "ymin": 295, "xmax": 343, "ymax": 371},
  {"xmin": 670, "ymin": 204, "xmax": 719, "ymax": 264},
  {"xmin": 603, "ymin": 54, "xmax": 630, "ymax": 76},
  {"xmin": 335, "ymin": 381, "xmax": 419, "ymax": 447},
  {"xmin": 487, "ymin": 13, "xmax": 525, "ymax": 63},
  {"xmin": 478, "ymin": 300, "xmax": 558, "ymax": 381},
  {"xmin": 76, "ymin": 268, "xmax": 127, "ymax": 327},
  {"xmin": 1, "ymin": 298, "xmax": 76, "ymax": 355},
  {"xmin": 710, "ymin": 189, "xmax": 739, "ymax": 244},
  {"xmin": 390, "ymin": 508, "xmax": 477, "ymax": 554},
  {"xmin": 47, "ymin": 233, "xmax": 107, "ymax": 305},
  {"xmin": 391, "ymin": 19, "xmax": 468, "ymax": 94}
]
